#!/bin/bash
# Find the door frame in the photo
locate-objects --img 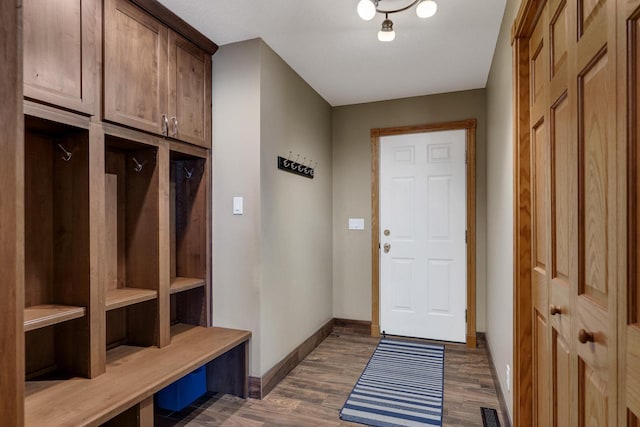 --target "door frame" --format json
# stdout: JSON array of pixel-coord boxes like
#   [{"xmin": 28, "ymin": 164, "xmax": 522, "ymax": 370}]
[
  {"xmin": 370, "ymin": 119, "xmax": 477, "ymax": 348},
  {"xmin": 512, "ymin": 0, "xmax": 546, "ymax": 425}
]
